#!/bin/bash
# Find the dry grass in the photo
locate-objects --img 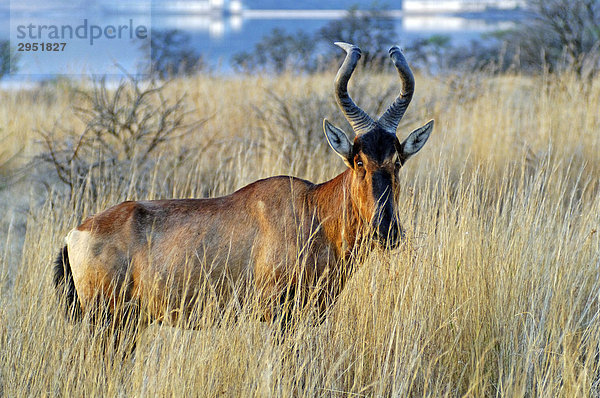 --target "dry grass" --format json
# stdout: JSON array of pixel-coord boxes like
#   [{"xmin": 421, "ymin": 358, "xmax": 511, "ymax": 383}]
[{"xmin": 0, "ymin": 69, "xmax": 599, "ymax": 396}]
